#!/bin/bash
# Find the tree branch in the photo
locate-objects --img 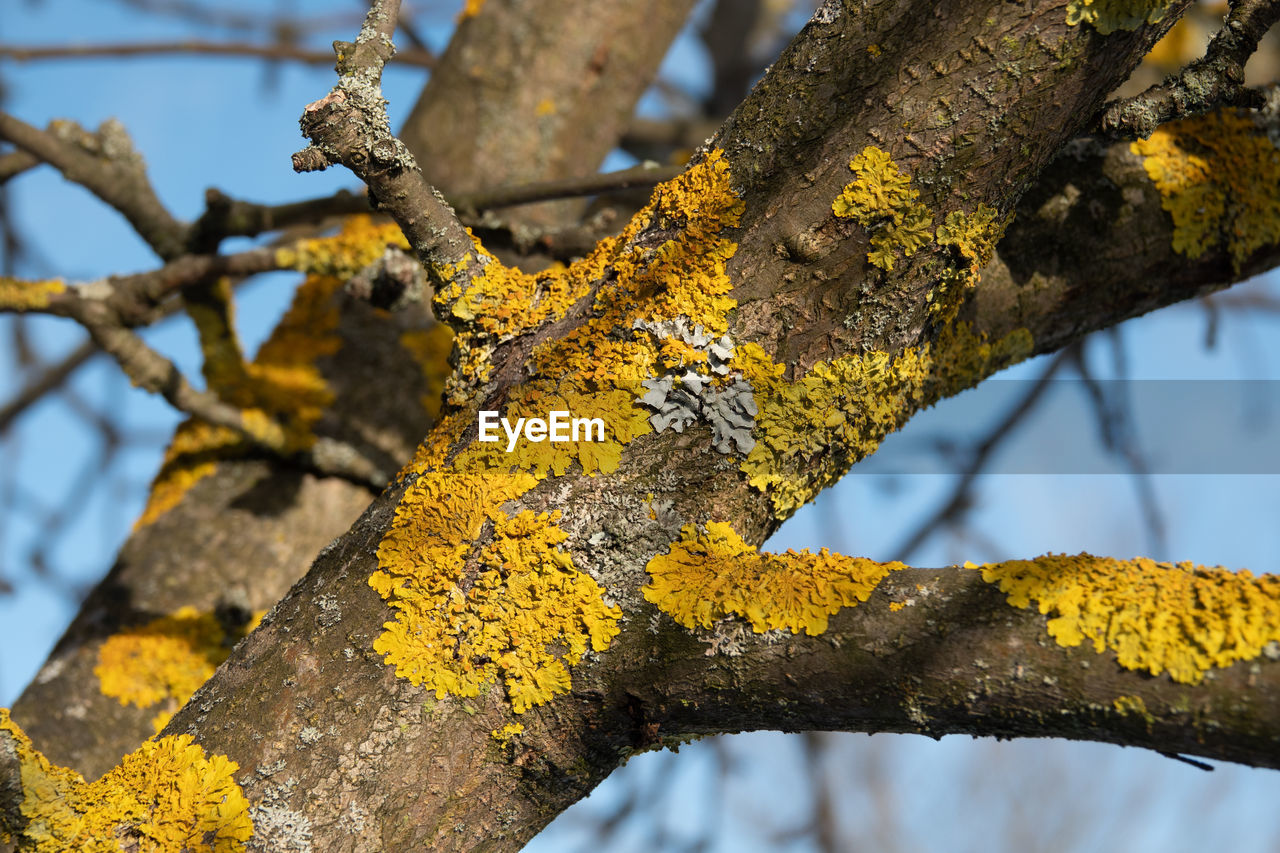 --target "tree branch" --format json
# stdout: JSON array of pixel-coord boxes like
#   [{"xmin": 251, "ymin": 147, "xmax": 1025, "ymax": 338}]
[
  {"xmin": 635, "ymin": 566, "xmax": 1280, "ymax": 771},
  {"xmin": 0, "ymin": 339, "xmax": 97, "ymax": 434},
  {"xmin": 292, "ymin": 0, "xmax": 482, "ymax": 294},
  {"xmin": 67, "ymin": 299, "xmax": 387, "ymax": 488},
  {"xmin": 0, "ymin": 40, "xmax": 435, "ymax": 69},
  {"xmin": 0, "ymin": 149, "xmax": 39, "ymax": 184},
  {"xmin": 0, "ymin": 113, "xmax": 189, "ymax": 260},
  {"xmin": 1100, "ymin": 0, "xmax": 1280, "ymax": 138},
  {"xmin": 448, "ymin": 162, "xmax": 683, "ymax": 214}
]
